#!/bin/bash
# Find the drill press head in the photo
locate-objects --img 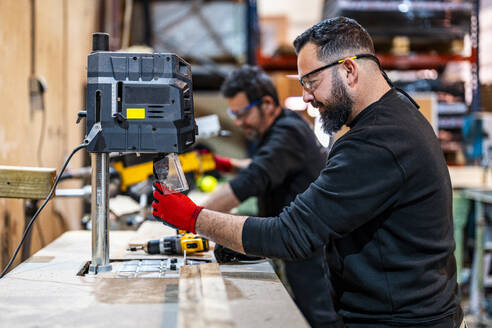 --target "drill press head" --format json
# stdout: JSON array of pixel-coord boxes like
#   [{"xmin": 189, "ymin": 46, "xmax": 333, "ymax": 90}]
[
  {"xmin": 82, "ymin": 33, "xmax": 197, "ymax": 275},
  {"xmin": 84, "ymin": 33, "xmax": 197, "ymax": 154}
]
